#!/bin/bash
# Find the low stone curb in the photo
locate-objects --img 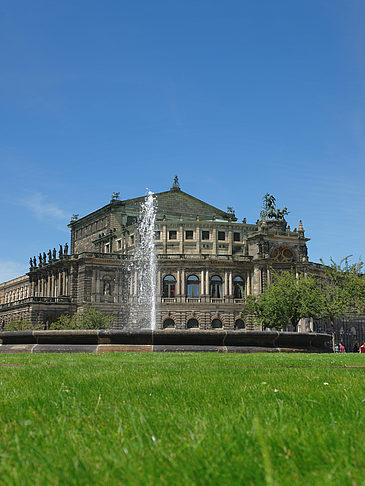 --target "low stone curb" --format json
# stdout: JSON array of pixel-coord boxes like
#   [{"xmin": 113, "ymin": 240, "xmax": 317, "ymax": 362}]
[{"xmin": 0, "ymin": 330, "xmax": 332, "ymax": 353}]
